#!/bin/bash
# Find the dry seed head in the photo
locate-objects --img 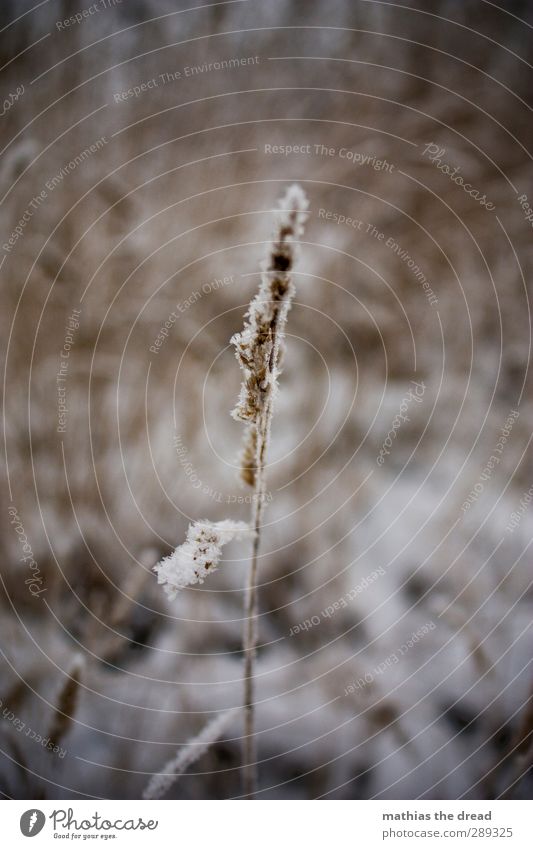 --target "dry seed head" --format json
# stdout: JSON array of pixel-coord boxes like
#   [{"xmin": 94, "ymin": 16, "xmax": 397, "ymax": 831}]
[
  {"xmin": 231, "ymin": 184, "xmax": 308, "ymax": 482},
  {"xmin": 47, "ymin": 654, "xmax": 84, "ymax": 746}
]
